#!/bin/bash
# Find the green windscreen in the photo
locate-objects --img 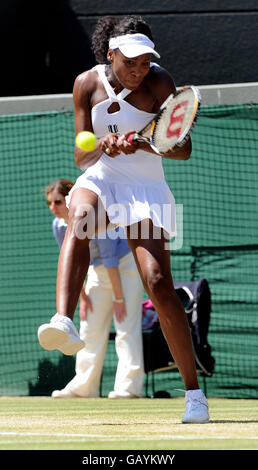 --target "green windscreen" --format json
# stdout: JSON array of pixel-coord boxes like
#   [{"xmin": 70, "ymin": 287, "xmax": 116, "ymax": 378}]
[{"xmin": 0, "ymin": 104, "xmax": 257, "ymax": 398}]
